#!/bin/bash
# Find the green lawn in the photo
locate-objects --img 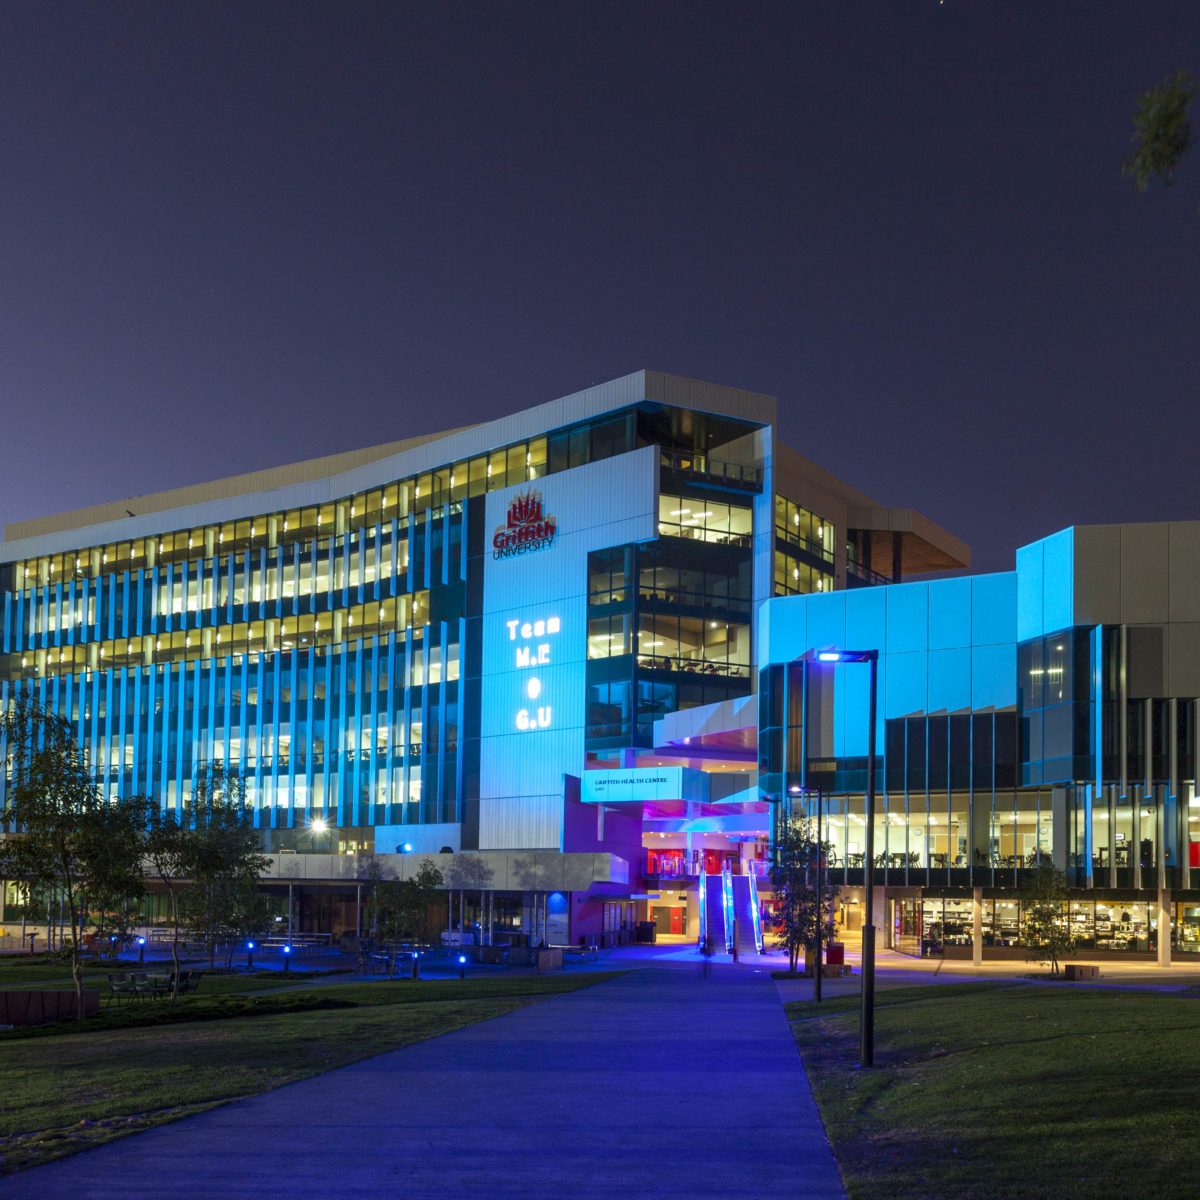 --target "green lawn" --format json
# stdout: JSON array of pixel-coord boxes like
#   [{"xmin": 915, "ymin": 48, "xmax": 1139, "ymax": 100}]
[
  {"xmin": 0, "ymin": 957, "xmax": 104, "ymax": 985},
  {"xmin": 790, "ymin": 982, "xmax": 1200, "ymax": 1200},
  {"xmin": 0, "ymin": 970, "xmax": 623, "ymax": 1175},
  {"xmin": 0, "ymin": 962, "xmax": 331, "ymax": 992}
]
